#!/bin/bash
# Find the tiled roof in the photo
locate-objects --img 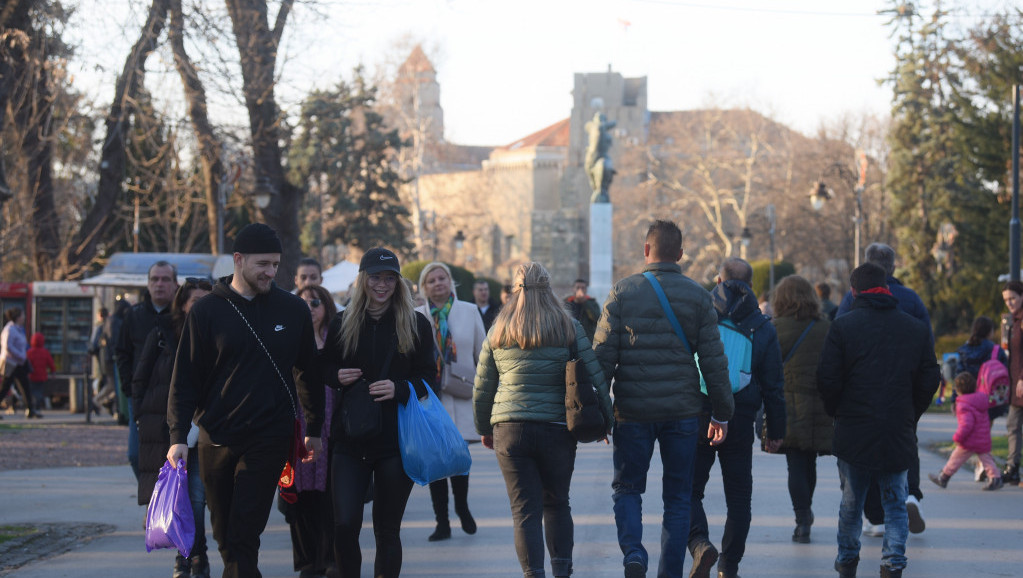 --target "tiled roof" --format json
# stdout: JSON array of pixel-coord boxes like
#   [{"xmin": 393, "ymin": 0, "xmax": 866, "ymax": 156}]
[{"xmin": 499, "ymin": 118, "xmax": 570, "ymax": 150}]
